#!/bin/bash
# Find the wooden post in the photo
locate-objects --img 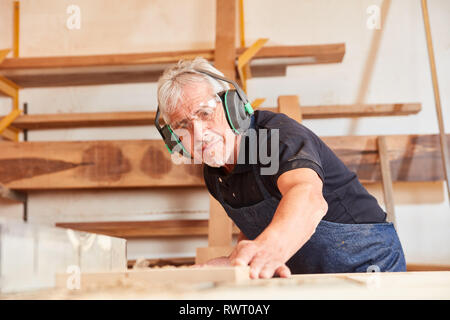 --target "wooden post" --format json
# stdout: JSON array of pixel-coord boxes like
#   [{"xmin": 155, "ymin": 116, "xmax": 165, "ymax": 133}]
[
  {"xmin": 278, "ymin": 95, "xmax": 302, "ymax": 123},
  {"xmin": 214, "ymin": 0, "xmax": 237, "ymax": 80},
  {"xmin": 421, "ymin": 0, "xmax": 450, "ymax": 204},
  {"xmin": 13, "ymin": 1, "xmax": 20, "ymax": 58},
  {"xmin": 377, "ymin": 136, "xmax": 396, "ymax": 226},
  {"xmin": 196, "ymin": 0, "xmax": 238, "ymax": 264}
]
